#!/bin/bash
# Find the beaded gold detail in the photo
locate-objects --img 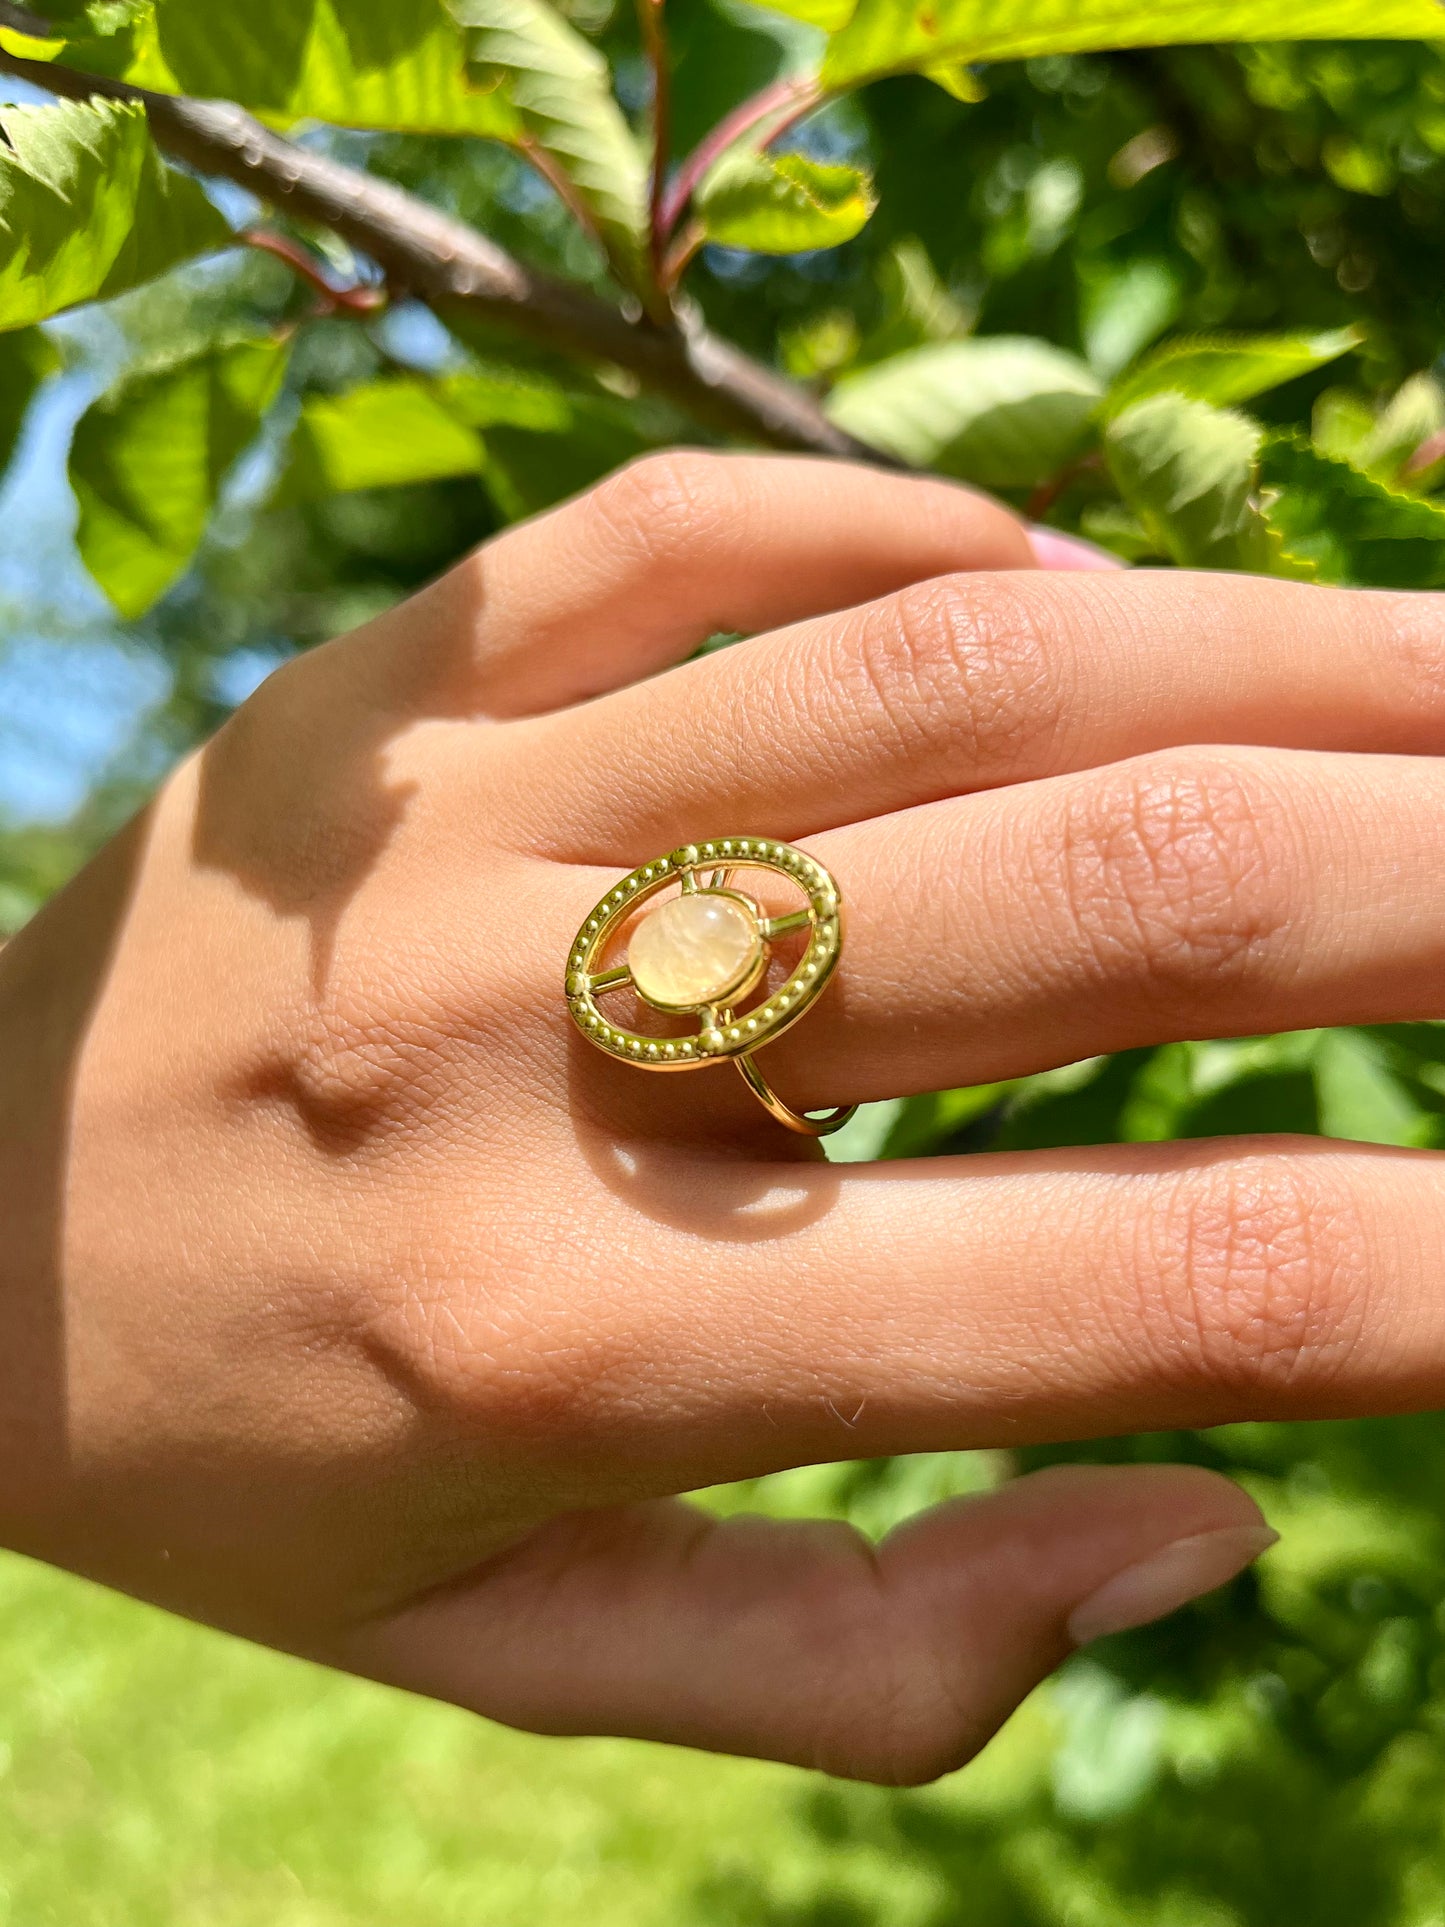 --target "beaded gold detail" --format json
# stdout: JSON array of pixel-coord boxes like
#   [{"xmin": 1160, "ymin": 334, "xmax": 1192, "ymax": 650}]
[{"xmin": 565, "ymin": 838, "xmax": 855, "ymax": 1136}]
